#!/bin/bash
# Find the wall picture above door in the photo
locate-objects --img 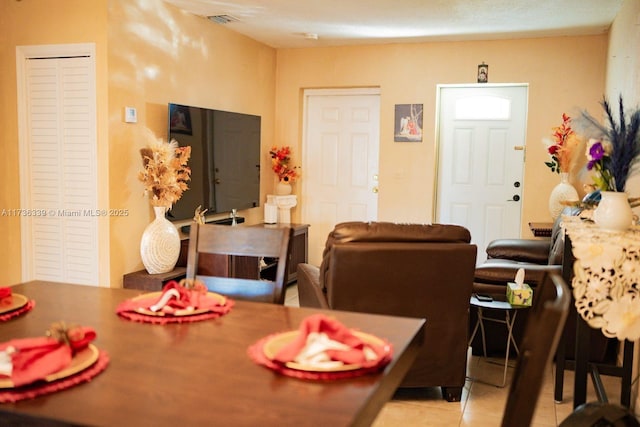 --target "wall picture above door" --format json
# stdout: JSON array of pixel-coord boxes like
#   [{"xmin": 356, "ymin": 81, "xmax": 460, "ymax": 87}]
[{"xmin": 394, "ymin": 104, "xmax": 423, "ymax": 142}]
